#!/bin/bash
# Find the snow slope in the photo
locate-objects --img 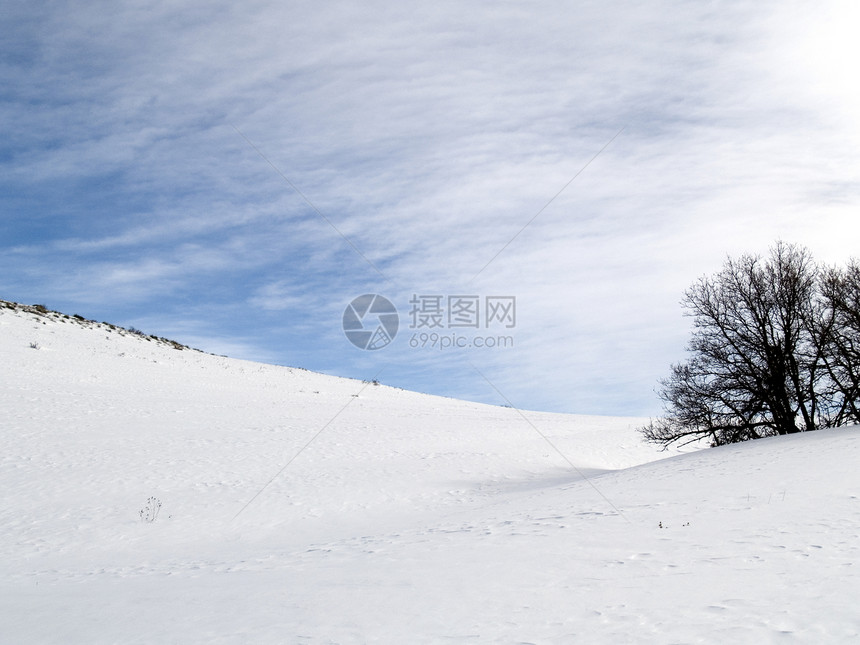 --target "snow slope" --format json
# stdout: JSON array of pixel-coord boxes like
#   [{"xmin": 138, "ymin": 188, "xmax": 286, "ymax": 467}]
[{"xmin": 1, "ymin": 303, "xmax": 858, "ymax": 643}]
